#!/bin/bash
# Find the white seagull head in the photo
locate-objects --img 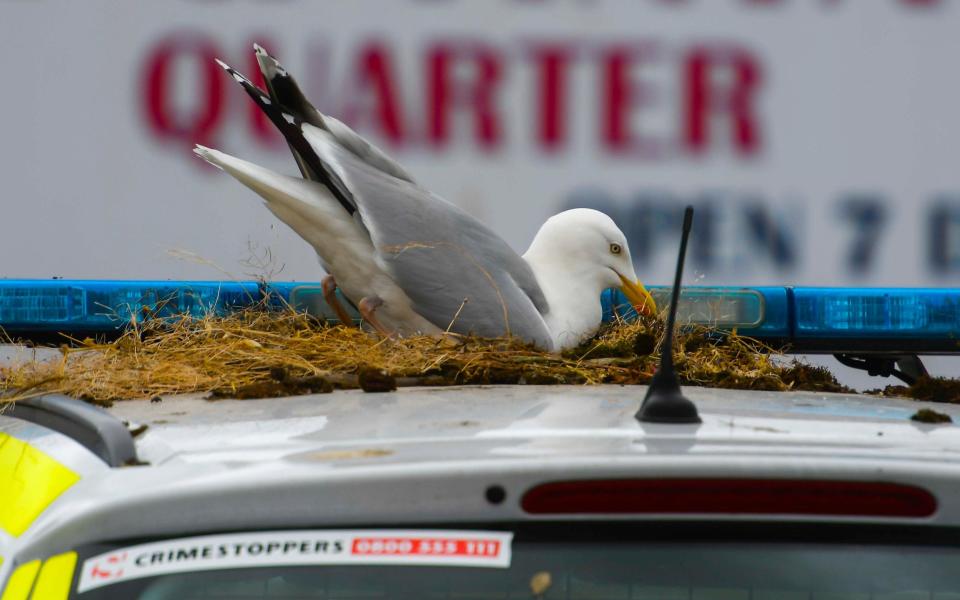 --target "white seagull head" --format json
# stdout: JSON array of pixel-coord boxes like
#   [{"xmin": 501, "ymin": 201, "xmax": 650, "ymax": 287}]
[{"xmin": 523, "ymin": 208, "xmax": 657, "ymax": 348}]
